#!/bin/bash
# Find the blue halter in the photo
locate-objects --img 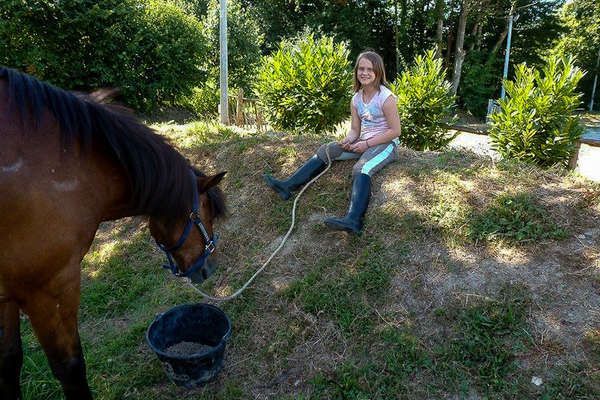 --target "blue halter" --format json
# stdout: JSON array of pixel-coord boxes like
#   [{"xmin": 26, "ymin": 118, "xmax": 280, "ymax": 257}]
[{"xmin": 155, "ymin": 170, "xmax": 218, "ymax": 278}]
